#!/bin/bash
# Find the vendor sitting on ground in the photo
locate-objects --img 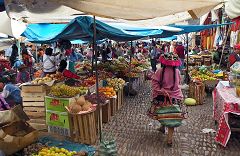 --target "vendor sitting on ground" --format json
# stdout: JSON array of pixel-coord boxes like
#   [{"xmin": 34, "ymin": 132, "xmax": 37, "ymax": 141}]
[
  {"xmin": 16, "ymin": 64, "xmax": 30, "ymax": 84},
  {"xmin": 0, "ymin": 82, "xmax": 22, "ymax": 107},
  {"xmin": 58, "ymin": 60, "xmax": 80, "ymax": 79}
]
